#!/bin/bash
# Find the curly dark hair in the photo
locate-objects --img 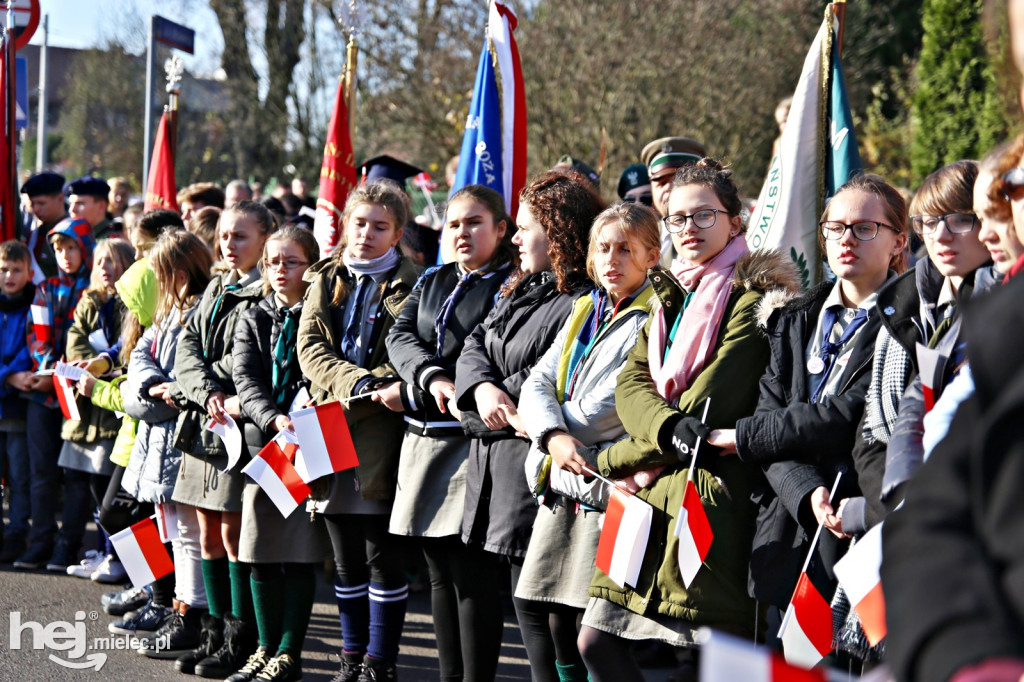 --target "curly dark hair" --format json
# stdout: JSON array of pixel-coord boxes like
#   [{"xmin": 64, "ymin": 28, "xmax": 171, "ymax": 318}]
[{"xmin": 502, "ymin": 170, "xmax": 606, "ymax": 295}]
